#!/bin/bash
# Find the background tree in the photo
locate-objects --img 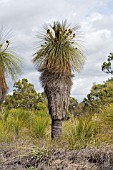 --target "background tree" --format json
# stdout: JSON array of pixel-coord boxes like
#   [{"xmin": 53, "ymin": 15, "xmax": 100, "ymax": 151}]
[
  {"xmin": 83, "ymin": 78, "xmax": 113, "ymax": 112},
  {"xmin": 102, "ymin": 53, "xmax": 113, "ymax": 74},
  {"xmin": 68, "ymin": 97, "xmax": 87, "ymax": 117},
  {"xmin": 69, "ymin": 97, "xmax": 78, "ymax": 116},
  {"xmin": 33, "ymin": 20, "xmax": 85, "ymax": 139},
  {"xmin": 0, "ymin": 29, "xmax": 22, "ymax": 110},
  {"xmin": 4, "ymin": 78, "xmax": 47, "ymax": 110}
]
